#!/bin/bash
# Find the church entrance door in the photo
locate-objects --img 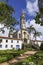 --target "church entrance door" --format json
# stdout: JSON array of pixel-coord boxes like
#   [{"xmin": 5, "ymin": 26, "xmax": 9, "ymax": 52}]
[{"xmin": 24, "ymin": 38, "xmax": 27, "ymax": 43}]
